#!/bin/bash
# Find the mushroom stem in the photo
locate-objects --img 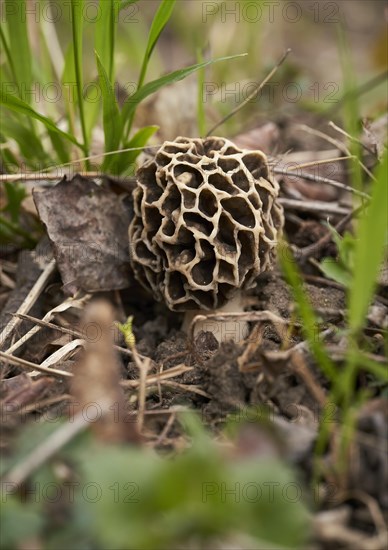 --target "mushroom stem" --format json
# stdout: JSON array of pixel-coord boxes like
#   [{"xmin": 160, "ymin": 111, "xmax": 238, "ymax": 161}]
[{"xmin": 182, "ymin": 291, "xmax": 249, "ymax": 343}]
